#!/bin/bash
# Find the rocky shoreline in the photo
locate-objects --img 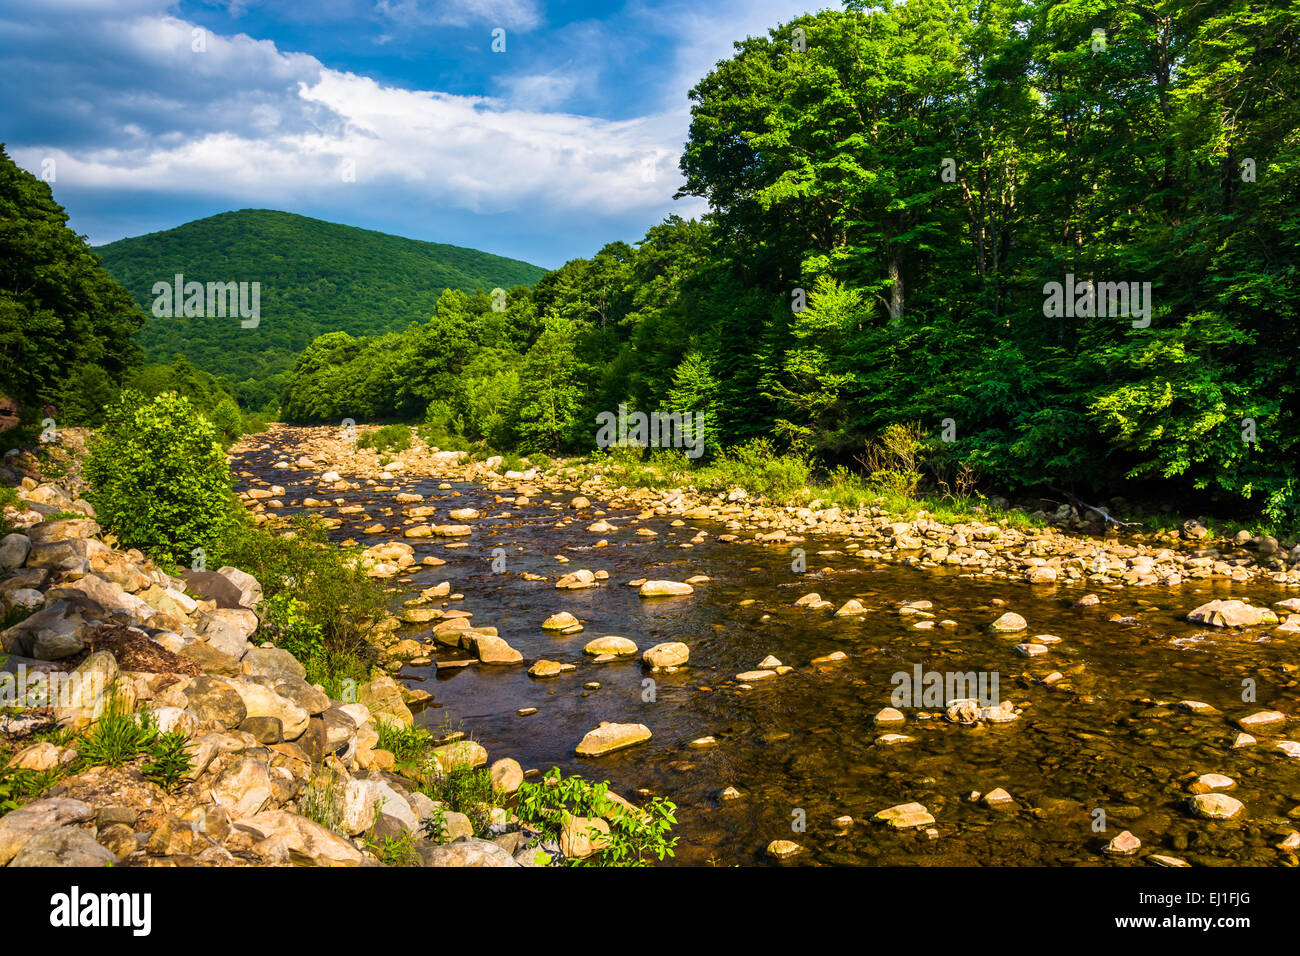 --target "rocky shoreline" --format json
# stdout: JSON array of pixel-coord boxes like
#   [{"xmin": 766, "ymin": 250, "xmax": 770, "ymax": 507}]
[
  {"xmin": 235, "ymin": 424, "xmax": 1300, "ymax": 594},
  {"xmin": 0, "ymin": 470, "xmax": 633, "ymax": 867}
]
